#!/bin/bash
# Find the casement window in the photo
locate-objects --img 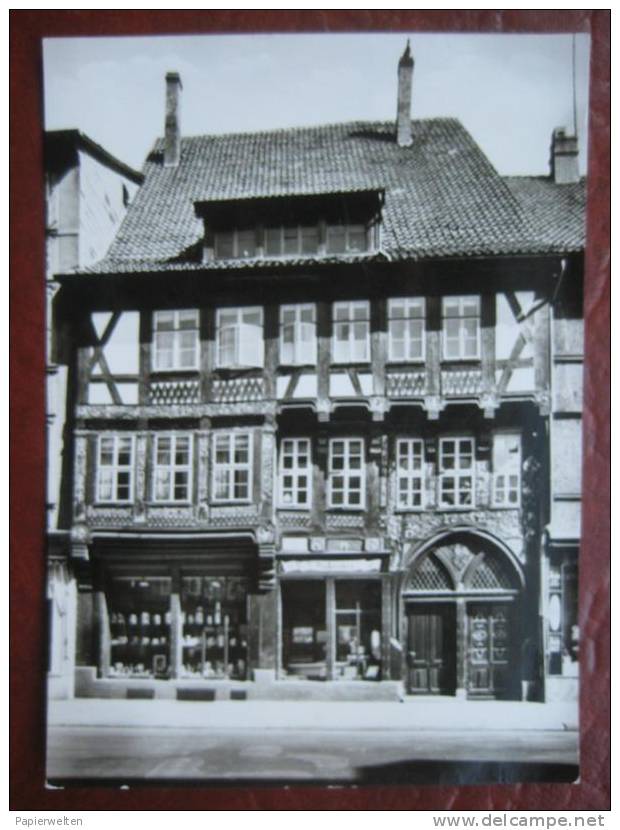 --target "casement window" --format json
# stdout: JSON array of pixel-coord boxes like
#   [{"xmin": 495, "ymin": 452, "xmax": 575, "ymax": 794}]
[
  {"xmin": 279, "ymin": 438, "xmax": 312, "ymax": 508},
  {"xmin": 438, "ymin": 437, "xmax": 475, "ymax": 508},
  {"xmin": 492, "ymin": 432, "xmax": 521, "ymax": 507},
  {"xmin": 153, "ymin": 309, "xmax": 200, "ymax": 371},
  {"xmin": 216, "ymin": 307, "xmax": 264, "ymax": 368},
  {"xmin": 326, "ymin": 223, "xmax": 368, "ymax": 254},
  {"xmin": 265, "ymin": 226, "xmax": 320, "ymax": 257},
  {"xmin": 153, "ymin": 434, "xmax": 192, "ymax": 503},
  {"xmin": 280, "ymin": 304, "xmax": 317, "ymax": 365},
  {"xmin": 212, "ymin": 432, "xmax": 253, "ymax": 503},
  {"xmin": 332, "ymin": 301, "xmax": 370, "ymax": 363},
  {"xmin": 396, "ymin": 438, "xmax": 425, "ymax": 509},
  {"xmin": 442, "ymin": 296, "xmax": 480, "ymax": 360},
  {"xmin": 388, "ymin": 298, "xmax": 425, "ymax": 361},
  {"xmin": 214, "ymin": 229, "xmax": 256, "ymax": 259},
  {"xmin": 96, "ymin": 435, "xmax": 134, "ymax": 503},
  {"xmin": 328, "ymin": 438, "xmax": 365, "ymax": 509}
]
